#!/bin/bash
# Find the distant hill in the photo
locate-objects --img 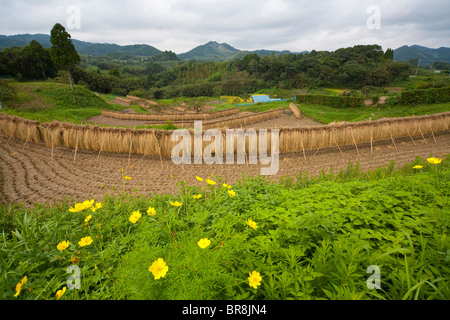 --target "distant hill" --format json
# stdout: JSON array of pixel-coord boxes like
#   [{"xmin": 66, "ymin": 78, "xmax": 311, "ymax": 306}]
[
  {"xmin": 177, "ymin": 41, "xmax": 301, "ymax": 62},
  {"xmin": 394, "ymin": 45, "xmax": 450, "ymax": 66},
  {"xmin": 0, "ymin": 34, "xmax": 162, "ymax": 57}
]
